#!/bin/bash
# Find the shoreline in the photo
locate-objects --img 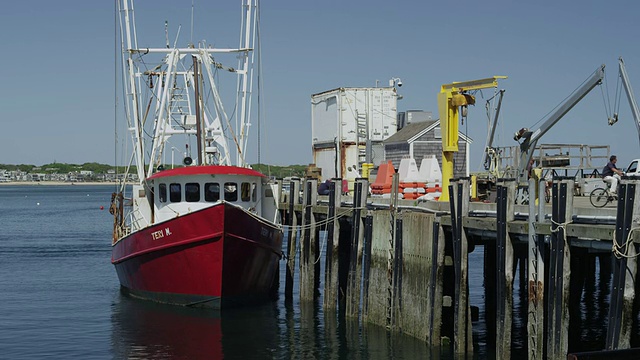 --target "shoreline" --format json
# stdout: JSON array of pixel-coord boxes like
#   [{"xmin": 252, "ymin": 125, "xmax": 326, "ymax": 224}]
[{"xmin": 0, "ymin": 181, "xmax": 119, "ymax": 186}]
